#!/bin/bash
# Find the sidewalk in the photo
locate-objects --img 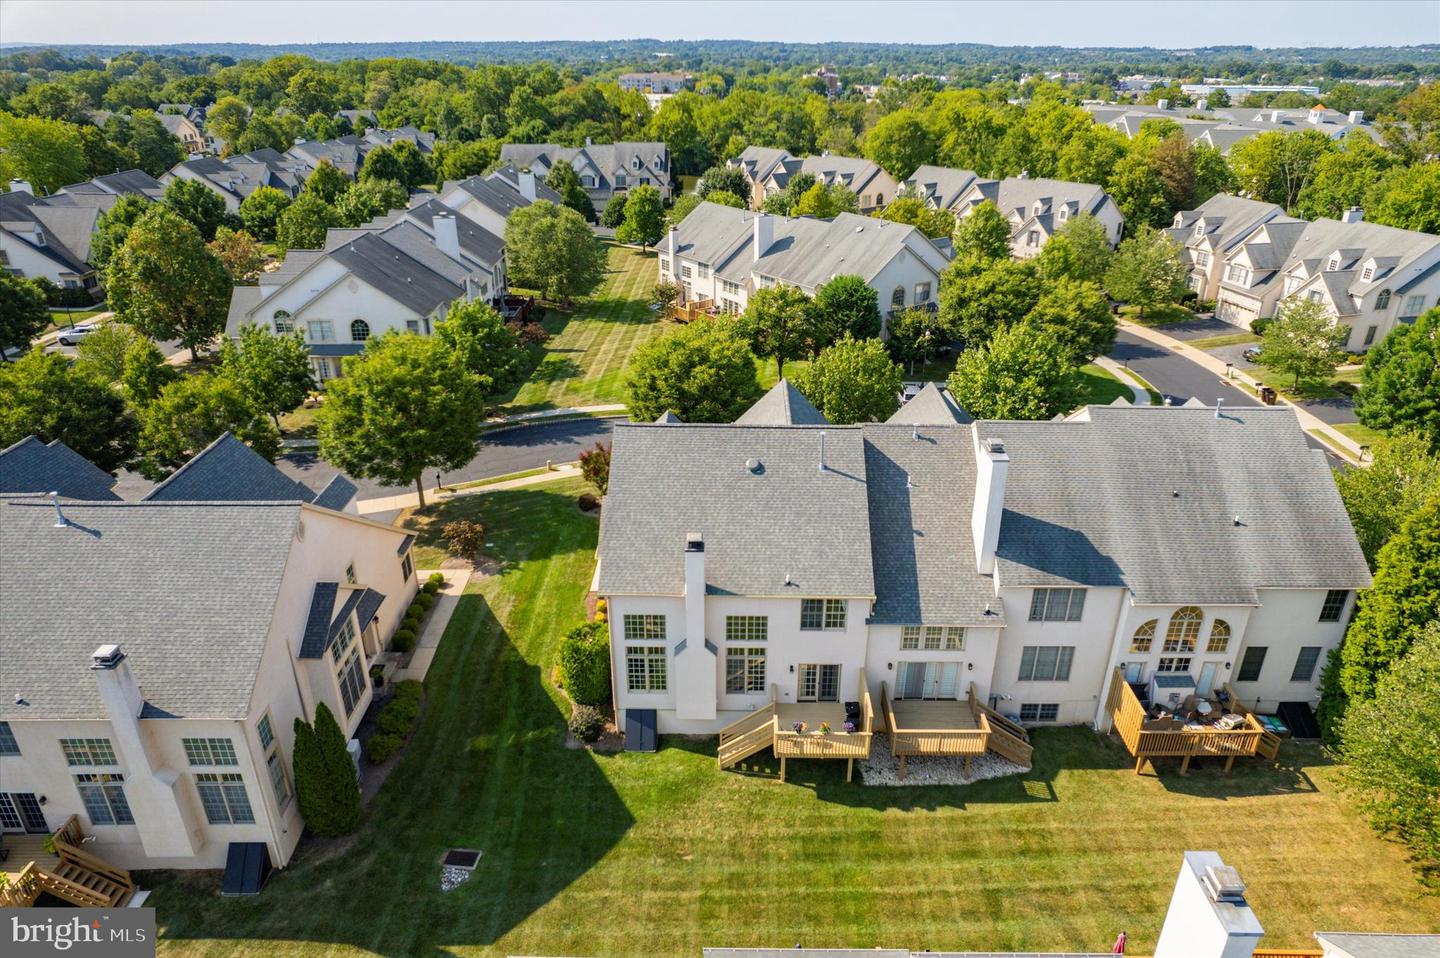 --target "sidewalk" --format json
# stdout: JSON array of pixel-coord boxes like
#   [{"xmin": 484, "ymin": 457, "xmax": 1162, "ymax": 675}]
[
  {"xmin": 1119, "ymin": 320, "xmax": 1368, "ymax": 465},
  {"xmin": 393, "ymin": 569, "xmax": 472, "ymax": 682},
  {"xmin": 1093, "ymin": 356, "xmax": 1152, "ymax": 405},
  {"xmin": 354, "ymin": 463, "xmax": 582, "ymax": 515},
  {"xmin": 485, "ymin": 403, "xmax": 626, "ymax": 425}
]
